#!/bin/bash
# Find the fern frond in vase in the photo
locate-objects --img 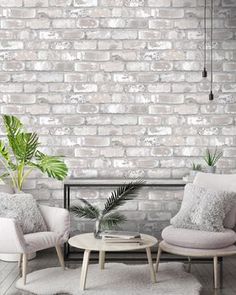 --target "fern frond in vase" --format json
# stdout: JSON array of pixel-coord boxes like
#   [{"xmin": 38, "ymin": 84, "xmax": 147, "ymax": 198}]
[{"xmin": 70, "ymin": 179, "xmax": 145, "ymax": 238}]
